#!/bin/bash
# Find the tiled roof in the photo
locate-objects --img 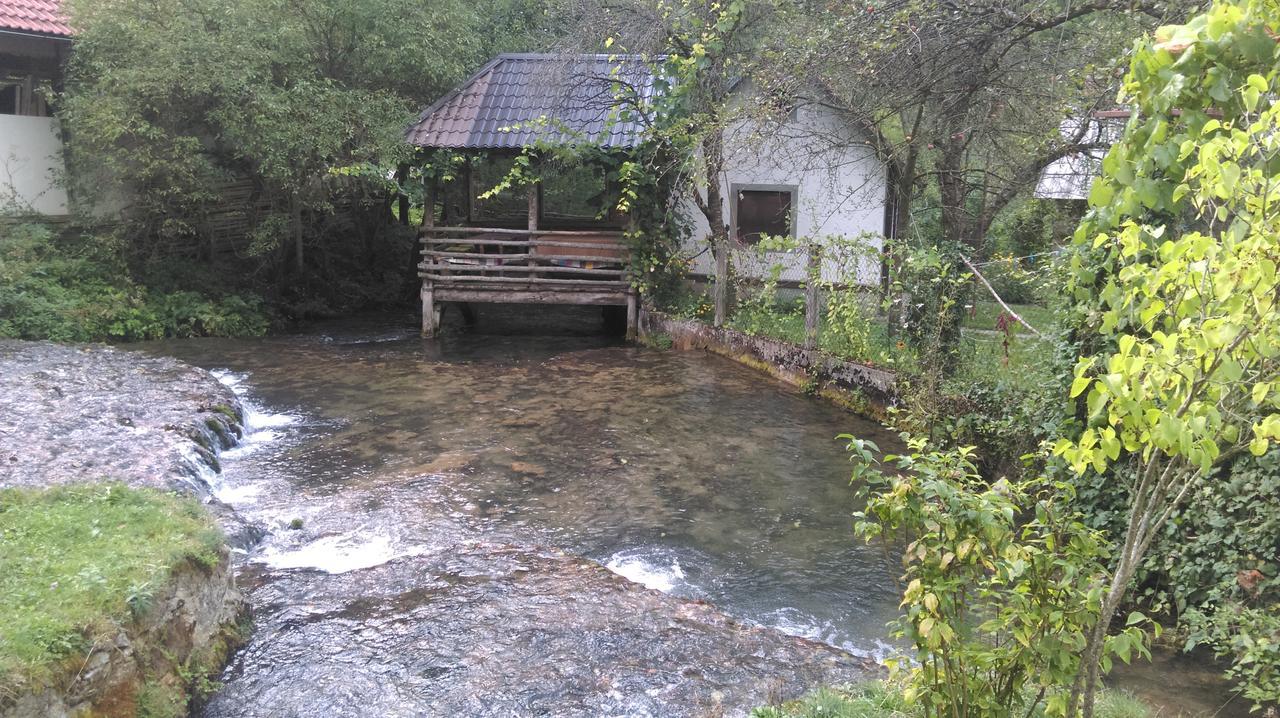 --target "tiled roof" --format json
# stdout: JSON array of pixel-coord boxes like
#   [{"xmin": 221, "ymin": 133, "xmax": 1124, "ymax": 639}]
[
  {"xmin": 407, "ymin": 53, "xmax": 657, "ymax": 150},
  {"xmin": 0, "ymin": 0, "xmax": 71, "ymax": 37}
]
